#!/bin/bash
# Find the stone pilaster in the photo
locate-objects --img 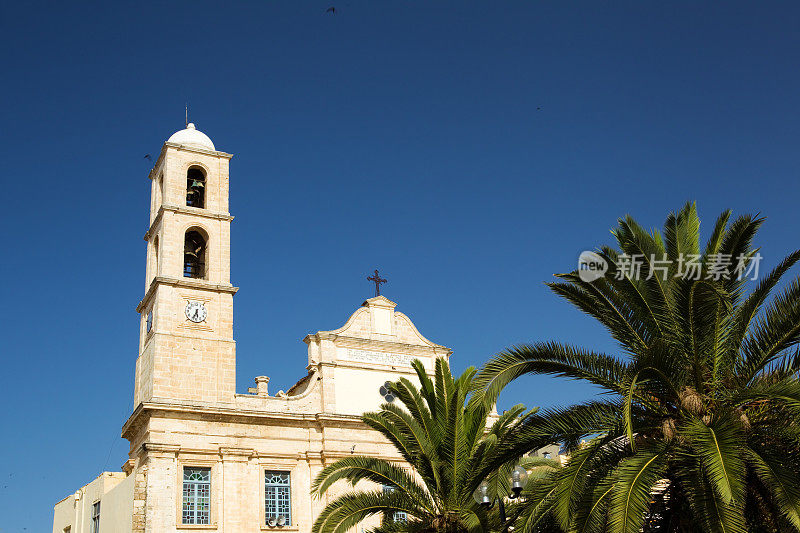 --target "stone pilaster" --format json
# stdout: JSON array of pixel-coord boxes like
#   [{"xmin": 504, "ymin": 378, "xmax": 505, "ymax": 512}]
[
  {"xmin": 220, "ymin": 447, "xmax": 257, "ymax": 531},
  {"xmin": 131, "ymin": 459, "xmax": 148, "ymax": 533},
  {"xmin": 142, "ymin": 444, "xmax": 180, "ymax": 533}
]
